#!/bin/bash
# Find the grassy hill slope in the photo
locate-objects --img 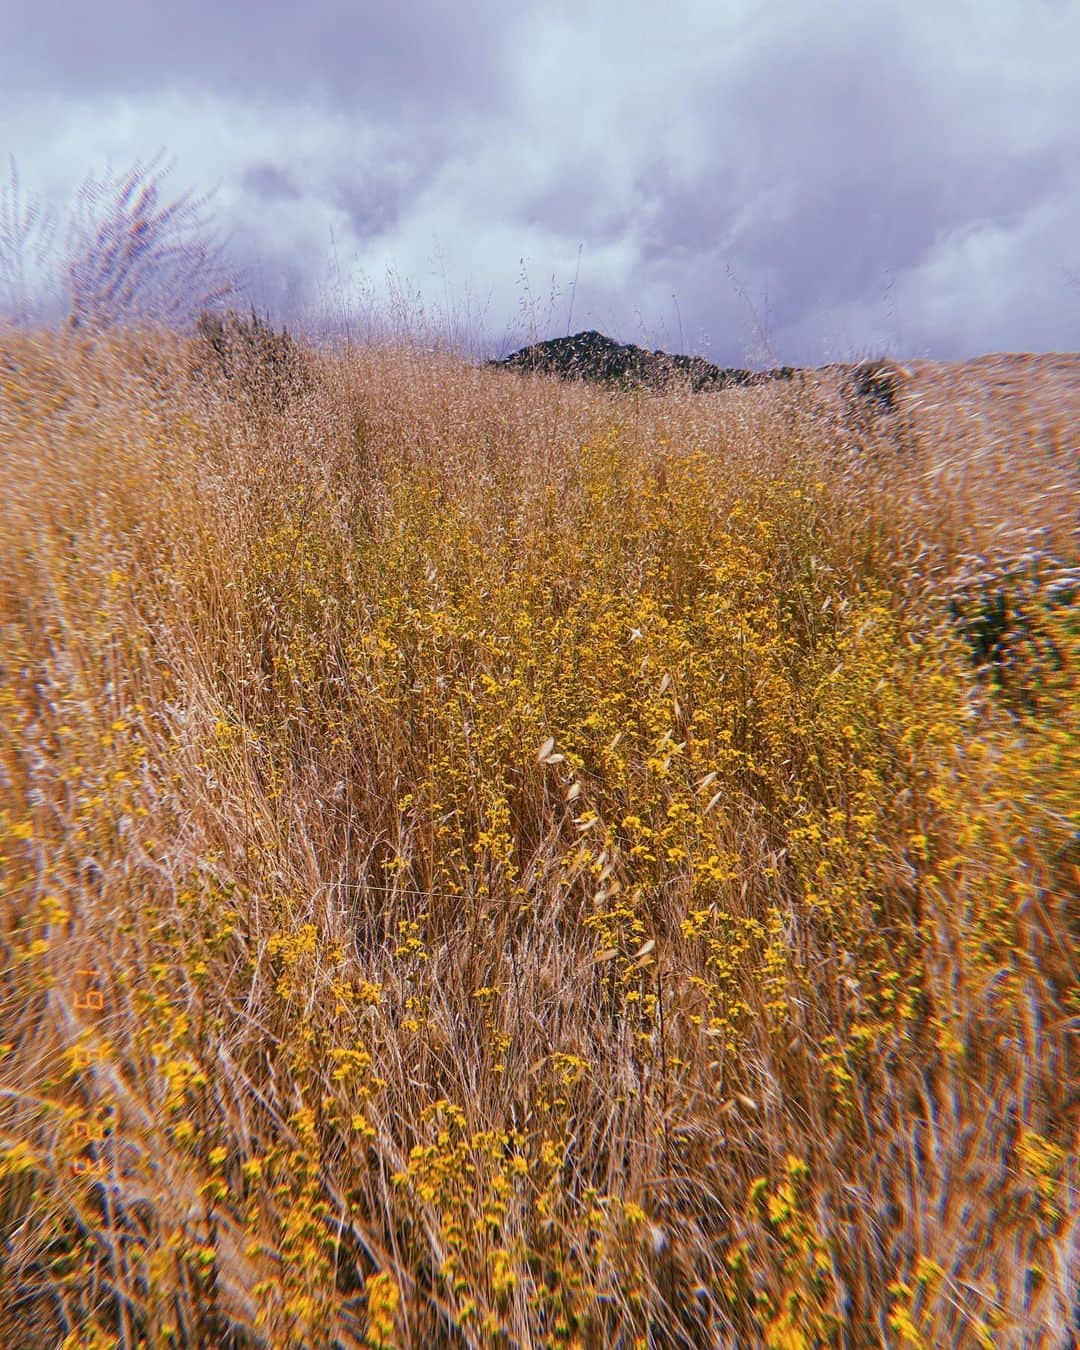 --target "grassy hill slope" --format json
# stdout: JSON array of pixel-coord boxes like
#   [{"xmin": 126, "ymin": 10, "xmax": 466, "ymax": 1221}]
[{"xmin": 1, "ymin": 327, "xmax": 1076, "ymax": 1347}]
